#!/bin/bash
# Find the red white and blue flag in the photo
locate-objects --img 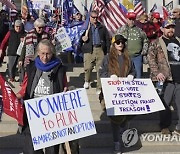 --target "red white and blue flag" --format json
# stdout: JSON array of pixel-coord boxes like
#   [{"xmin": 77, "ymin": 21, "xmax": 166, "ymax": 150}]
[
  {"xmin": 92, "ymin": 0, "xmax": 127, "ymax": 35},
  {"xmin": 133, "ymin": 0, "xmax": 144, "ymax": 16}
]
